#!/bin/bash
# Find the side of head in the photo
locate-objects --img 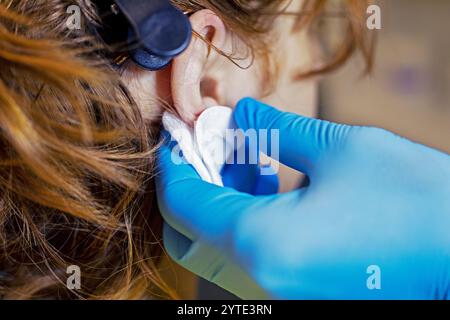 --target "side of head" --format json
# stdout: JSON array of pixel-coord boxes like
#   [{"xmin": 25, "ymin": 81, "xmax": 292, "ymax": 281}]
[
  {"xmin": 0, "ymin": 0, "xmax": 374, "ymax": 299},
  {"xmin": 126, "ymin": 0, "xmax": 375, "ymax": 124}
]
